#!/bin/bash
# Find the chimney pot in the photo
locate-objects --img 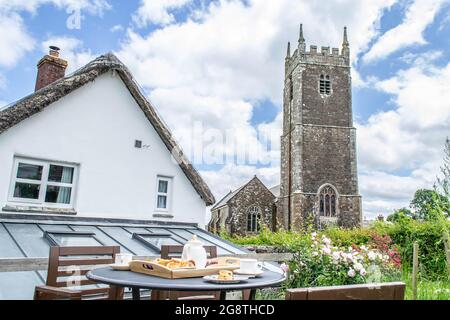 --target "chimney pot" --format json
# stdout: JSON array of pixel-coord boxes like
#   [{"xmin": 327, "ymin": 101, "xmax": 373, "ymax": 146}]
[
  {"xmin": 49, "ymin": 46, "xmax": 60, "ymax": 57},
  {"xmin": 35, "ymin": 46, "xmax": 68, "ymax": 91}
]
